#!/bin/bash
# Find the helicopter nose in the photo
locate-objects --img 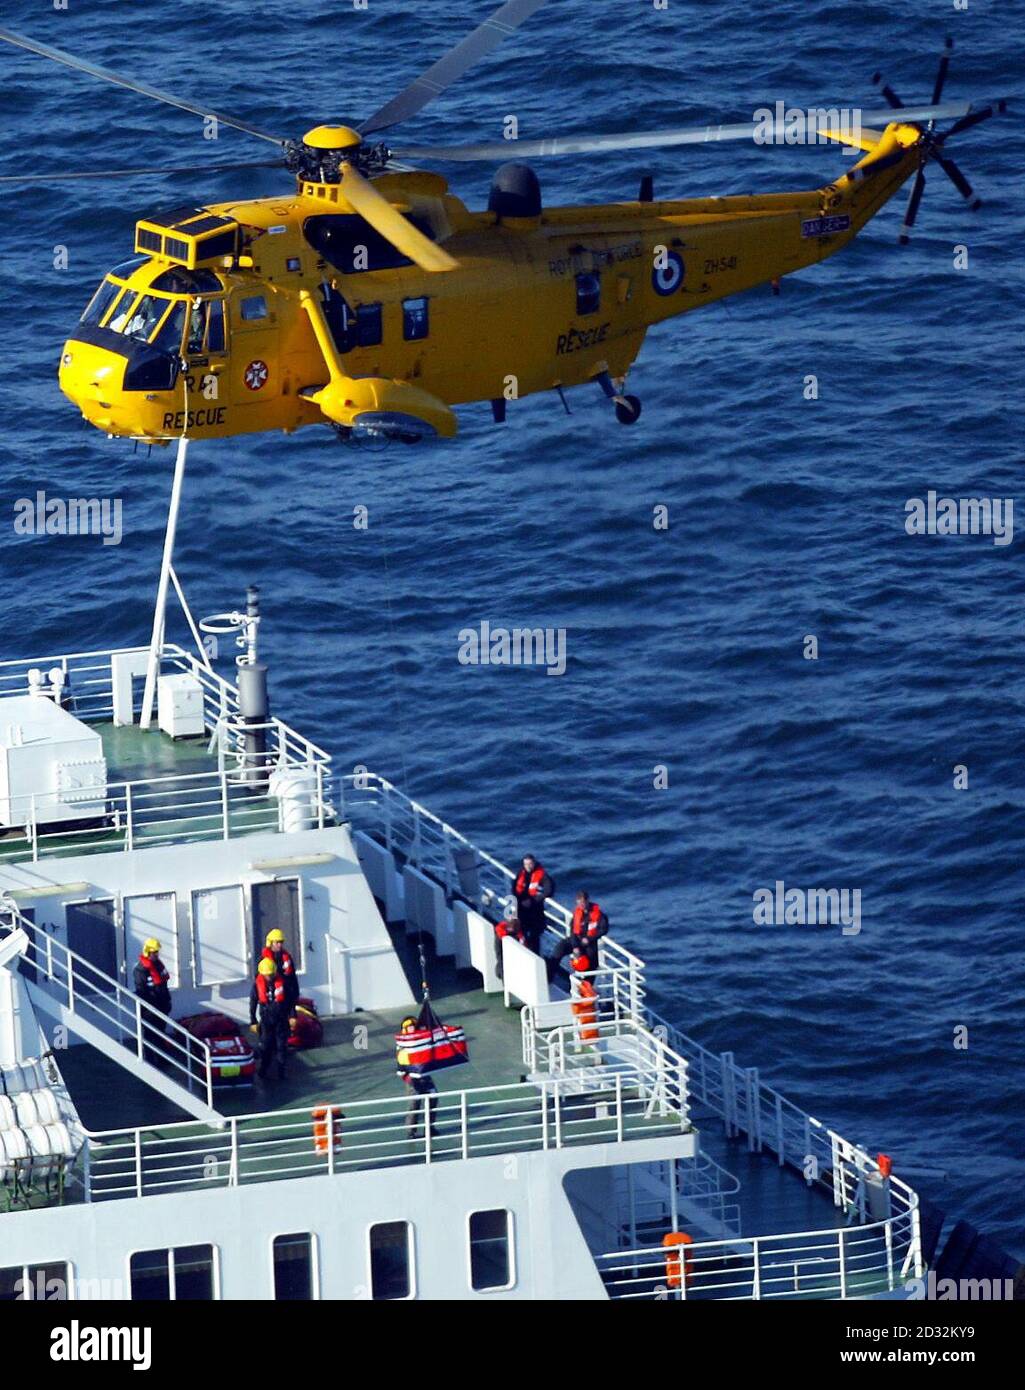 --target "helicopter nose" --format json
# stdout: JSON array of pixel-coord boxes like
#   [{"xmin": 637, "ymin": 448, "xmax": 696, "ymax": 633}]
[{"xmin": 59, "ymin": 332, "xmax": 180, "ymax": 436}]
